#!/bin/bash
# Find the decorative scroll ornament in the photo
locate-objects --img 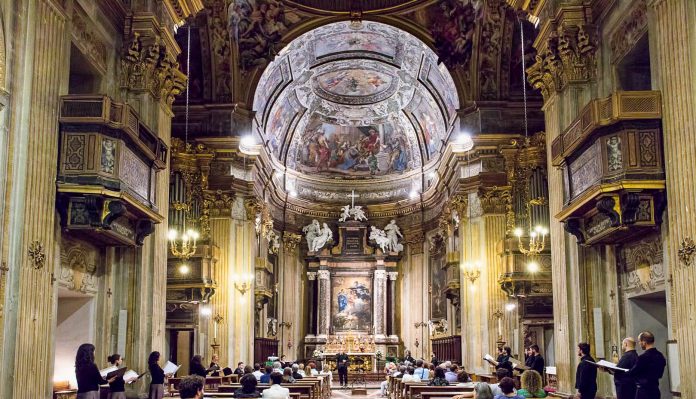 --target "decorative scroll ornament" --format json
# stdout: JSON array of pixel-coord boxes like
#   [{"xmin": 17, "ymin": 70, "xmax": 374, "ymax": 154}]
[
  {"xmin": 678, "ymin": 237, "xmax": 696, "ymax": 268},
  {"xmin": 28, "ymin": 240, "xmax": 46, "ymax": 269}
]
